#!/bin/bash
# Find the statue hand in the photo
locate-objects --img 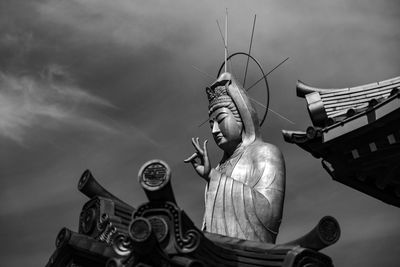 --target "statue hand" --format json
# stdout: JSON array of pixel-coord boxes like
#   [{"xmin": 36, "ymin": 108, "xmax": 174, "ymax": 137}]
[{"xmin": 184, "ymin": 137, "xmax": 211, "ymax": 182}]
